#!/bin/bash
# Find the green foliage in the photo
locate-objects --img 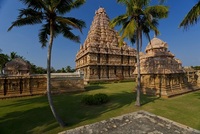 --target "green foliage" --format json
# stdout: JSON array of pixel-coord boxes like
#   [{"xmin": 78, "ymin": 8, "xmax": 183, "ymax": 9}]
[
  {"xmin": 191, "ymin": 66, "xmax": 200, "ymax": 70},
  {"xmin": 81, "ymin": 93, "xmax": 109, "ymax": 105},
  {"xmin": 179, "ymin": 1, "xmax": 200, "ymax": 29}
]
